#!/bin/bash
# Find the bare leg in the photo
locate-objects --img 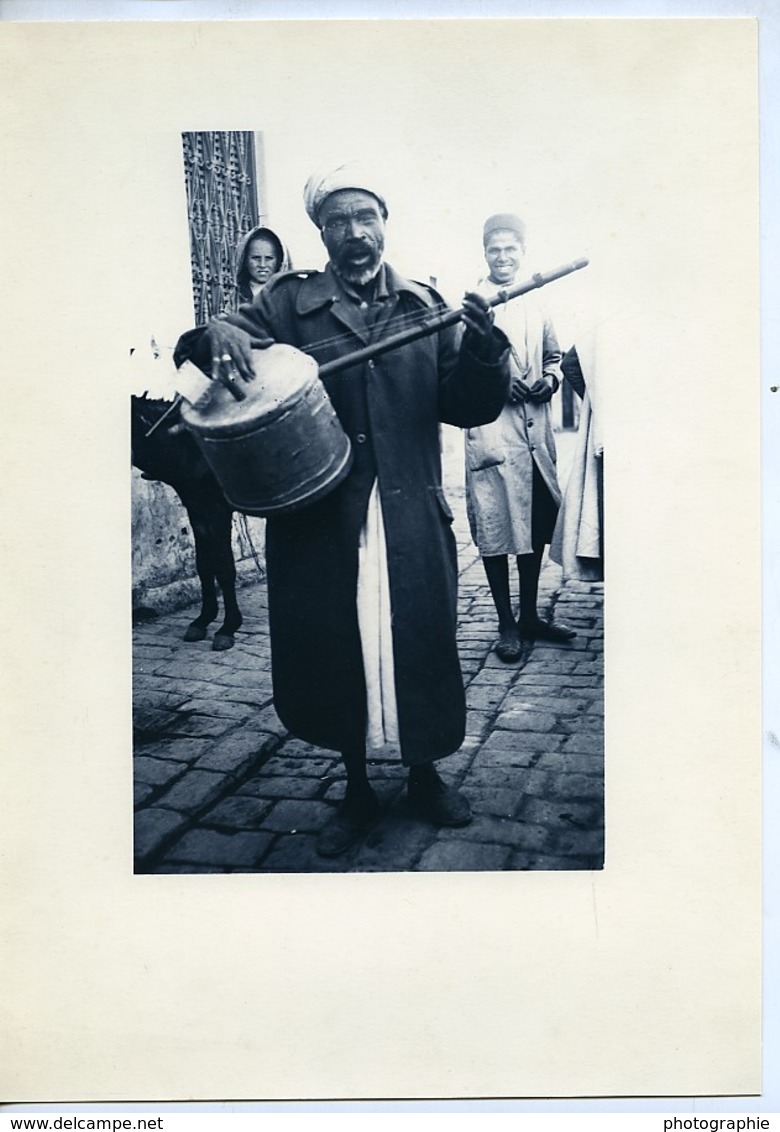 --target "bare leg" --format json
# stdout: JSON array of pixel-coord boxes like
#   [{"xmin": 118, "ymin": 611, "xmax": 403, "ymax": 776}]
[
  {"xmin": 516, "ymin": 549, "xmax": 544, "ymax": 628},
  {"xmin": 516, "ymin": 549, "xmax": 577, "ymax": 642},
  {"xmin": 483, "ymin": 555, "xmax": 522, "ymax": 662}
]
